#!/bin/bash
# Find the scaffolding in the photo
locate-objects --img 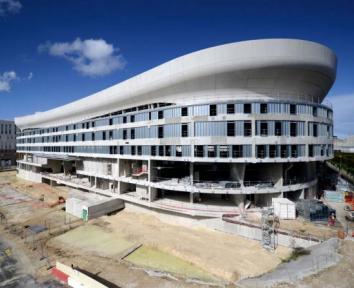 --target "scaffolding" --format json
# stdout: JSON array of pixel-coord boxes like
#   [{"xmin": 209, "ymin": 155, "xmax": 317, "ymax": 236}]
[{"xmin": 261, "ymin": 207, "xmax": 279, "ymax": 251}]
